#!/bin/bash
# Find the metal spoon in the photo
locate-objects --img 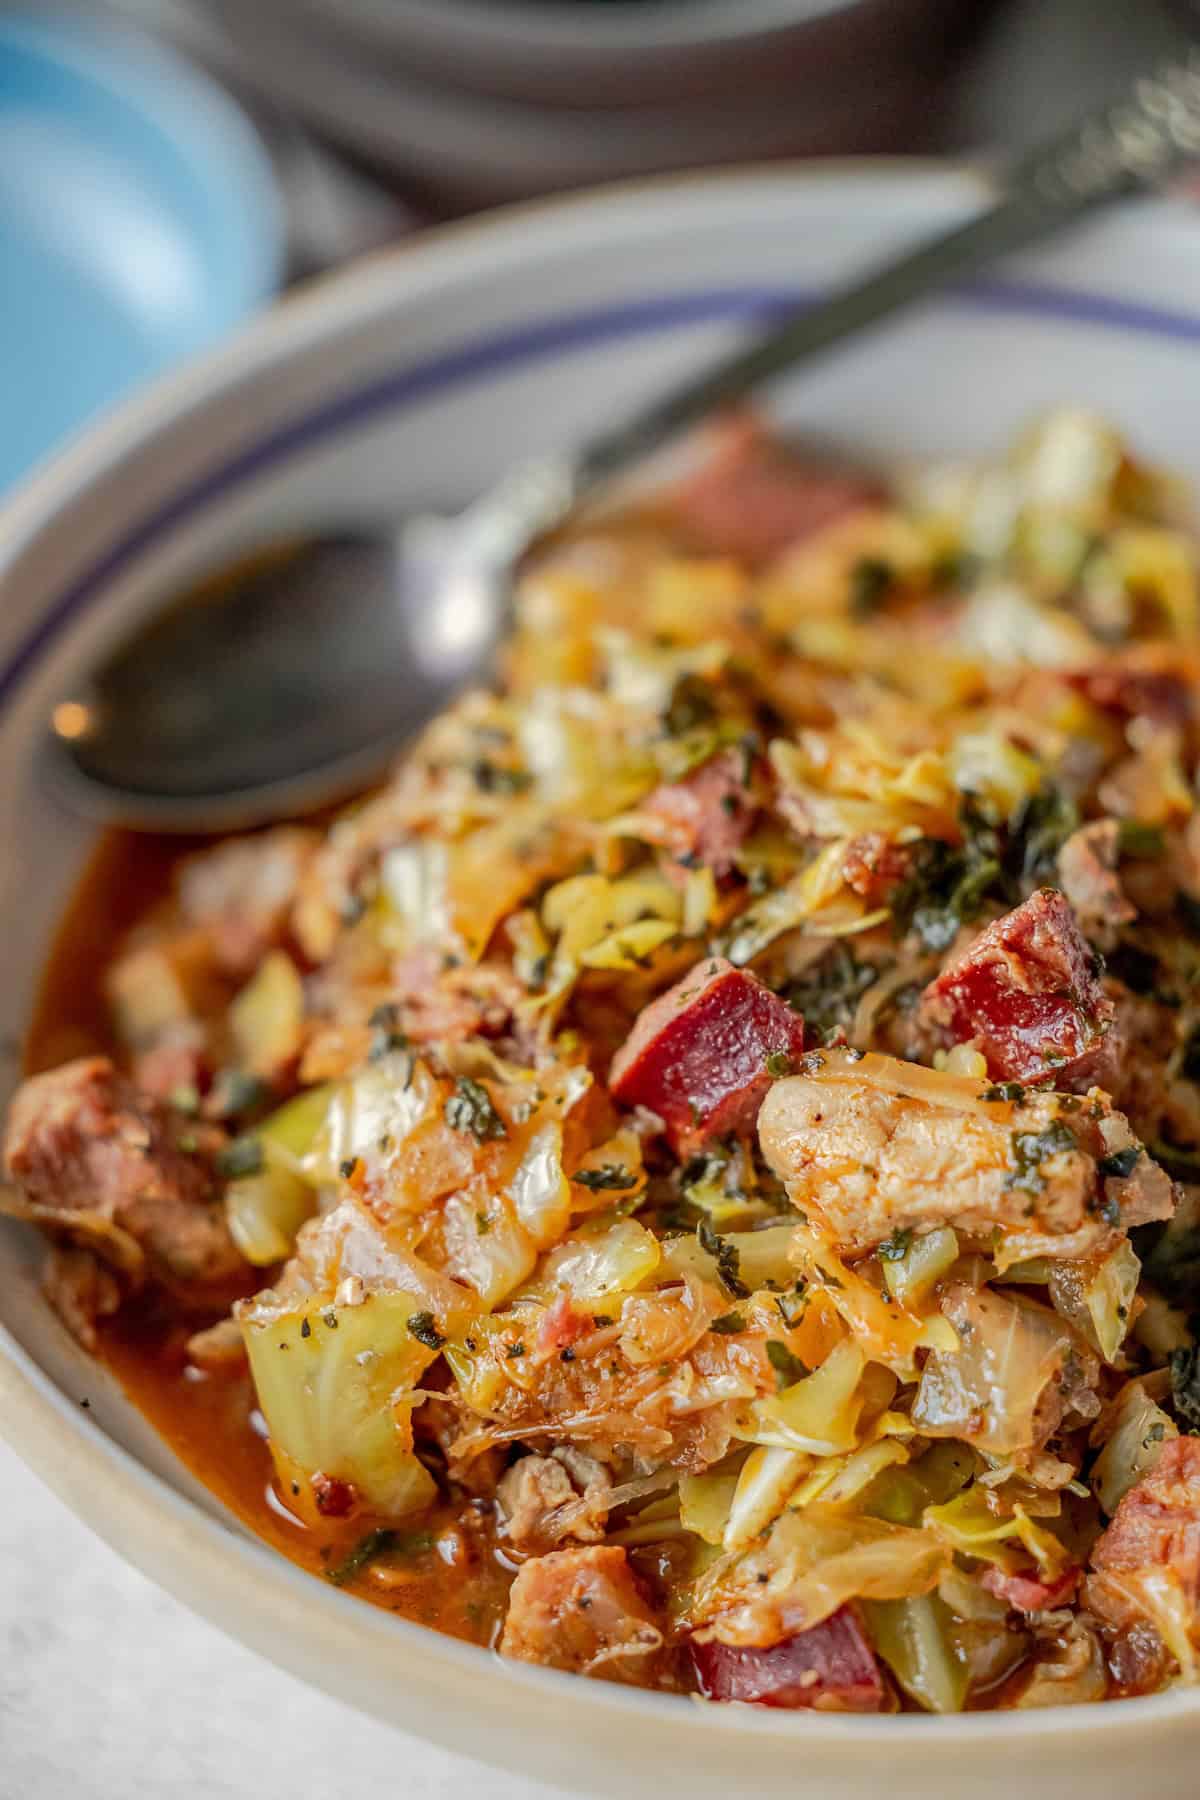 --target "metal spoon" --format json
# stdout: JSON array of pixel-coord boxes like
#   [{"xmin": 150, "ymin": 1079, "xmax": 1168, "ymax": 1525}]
[{"xmin": 46, "ymin": 46, "xmax": 1200, "ymax": 831}]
